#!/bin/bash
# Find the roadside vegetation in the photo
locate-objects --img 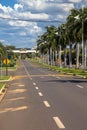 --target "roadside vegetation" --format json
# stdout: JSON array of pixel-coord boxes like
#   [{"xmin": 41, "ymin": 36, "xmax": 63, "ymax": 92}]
[
  {"xmin": 0, "ymin": 83, "xmax": 4, "ymax": 90},
  {"xmin": 0, "ymin": 43, "xmax": 19, "ymax": 91},
  {"xmin": 28, "ymin": 58, "xmax": 87, "ymax": 78},
  {"xmin": 0, "ymin": 76, "xmax": 10, "ymax": 91},
  {"xmin": 0, "ymin": 76, "xmax": 10, "ymax": 80},
  {"xmin": 36, "ymin": 7, "xmax": 87, "ymax": 74}
]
